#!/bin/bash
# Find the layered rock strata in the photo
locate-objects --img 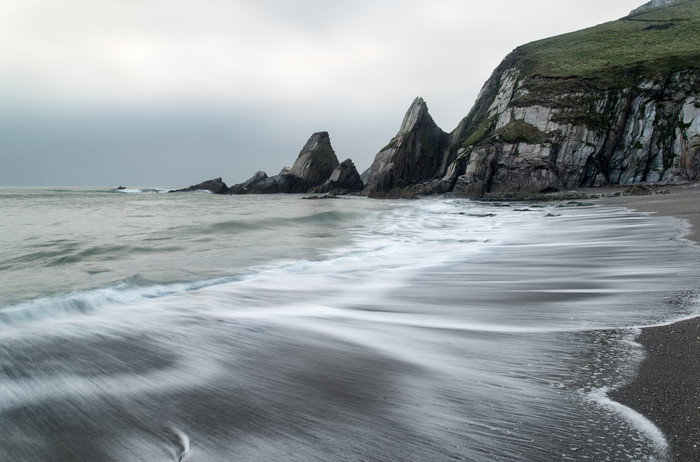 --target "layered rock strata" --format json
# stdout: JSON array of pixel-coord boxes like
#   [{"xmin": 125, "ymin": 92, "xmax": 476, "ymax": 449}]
[
  {"xmin": 363, "ymin": 3, "xmax": 700, "ymax": 199},
  {"xmin": 364, "ymin": 98, "xmax": 449, "ymax": 198}
]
